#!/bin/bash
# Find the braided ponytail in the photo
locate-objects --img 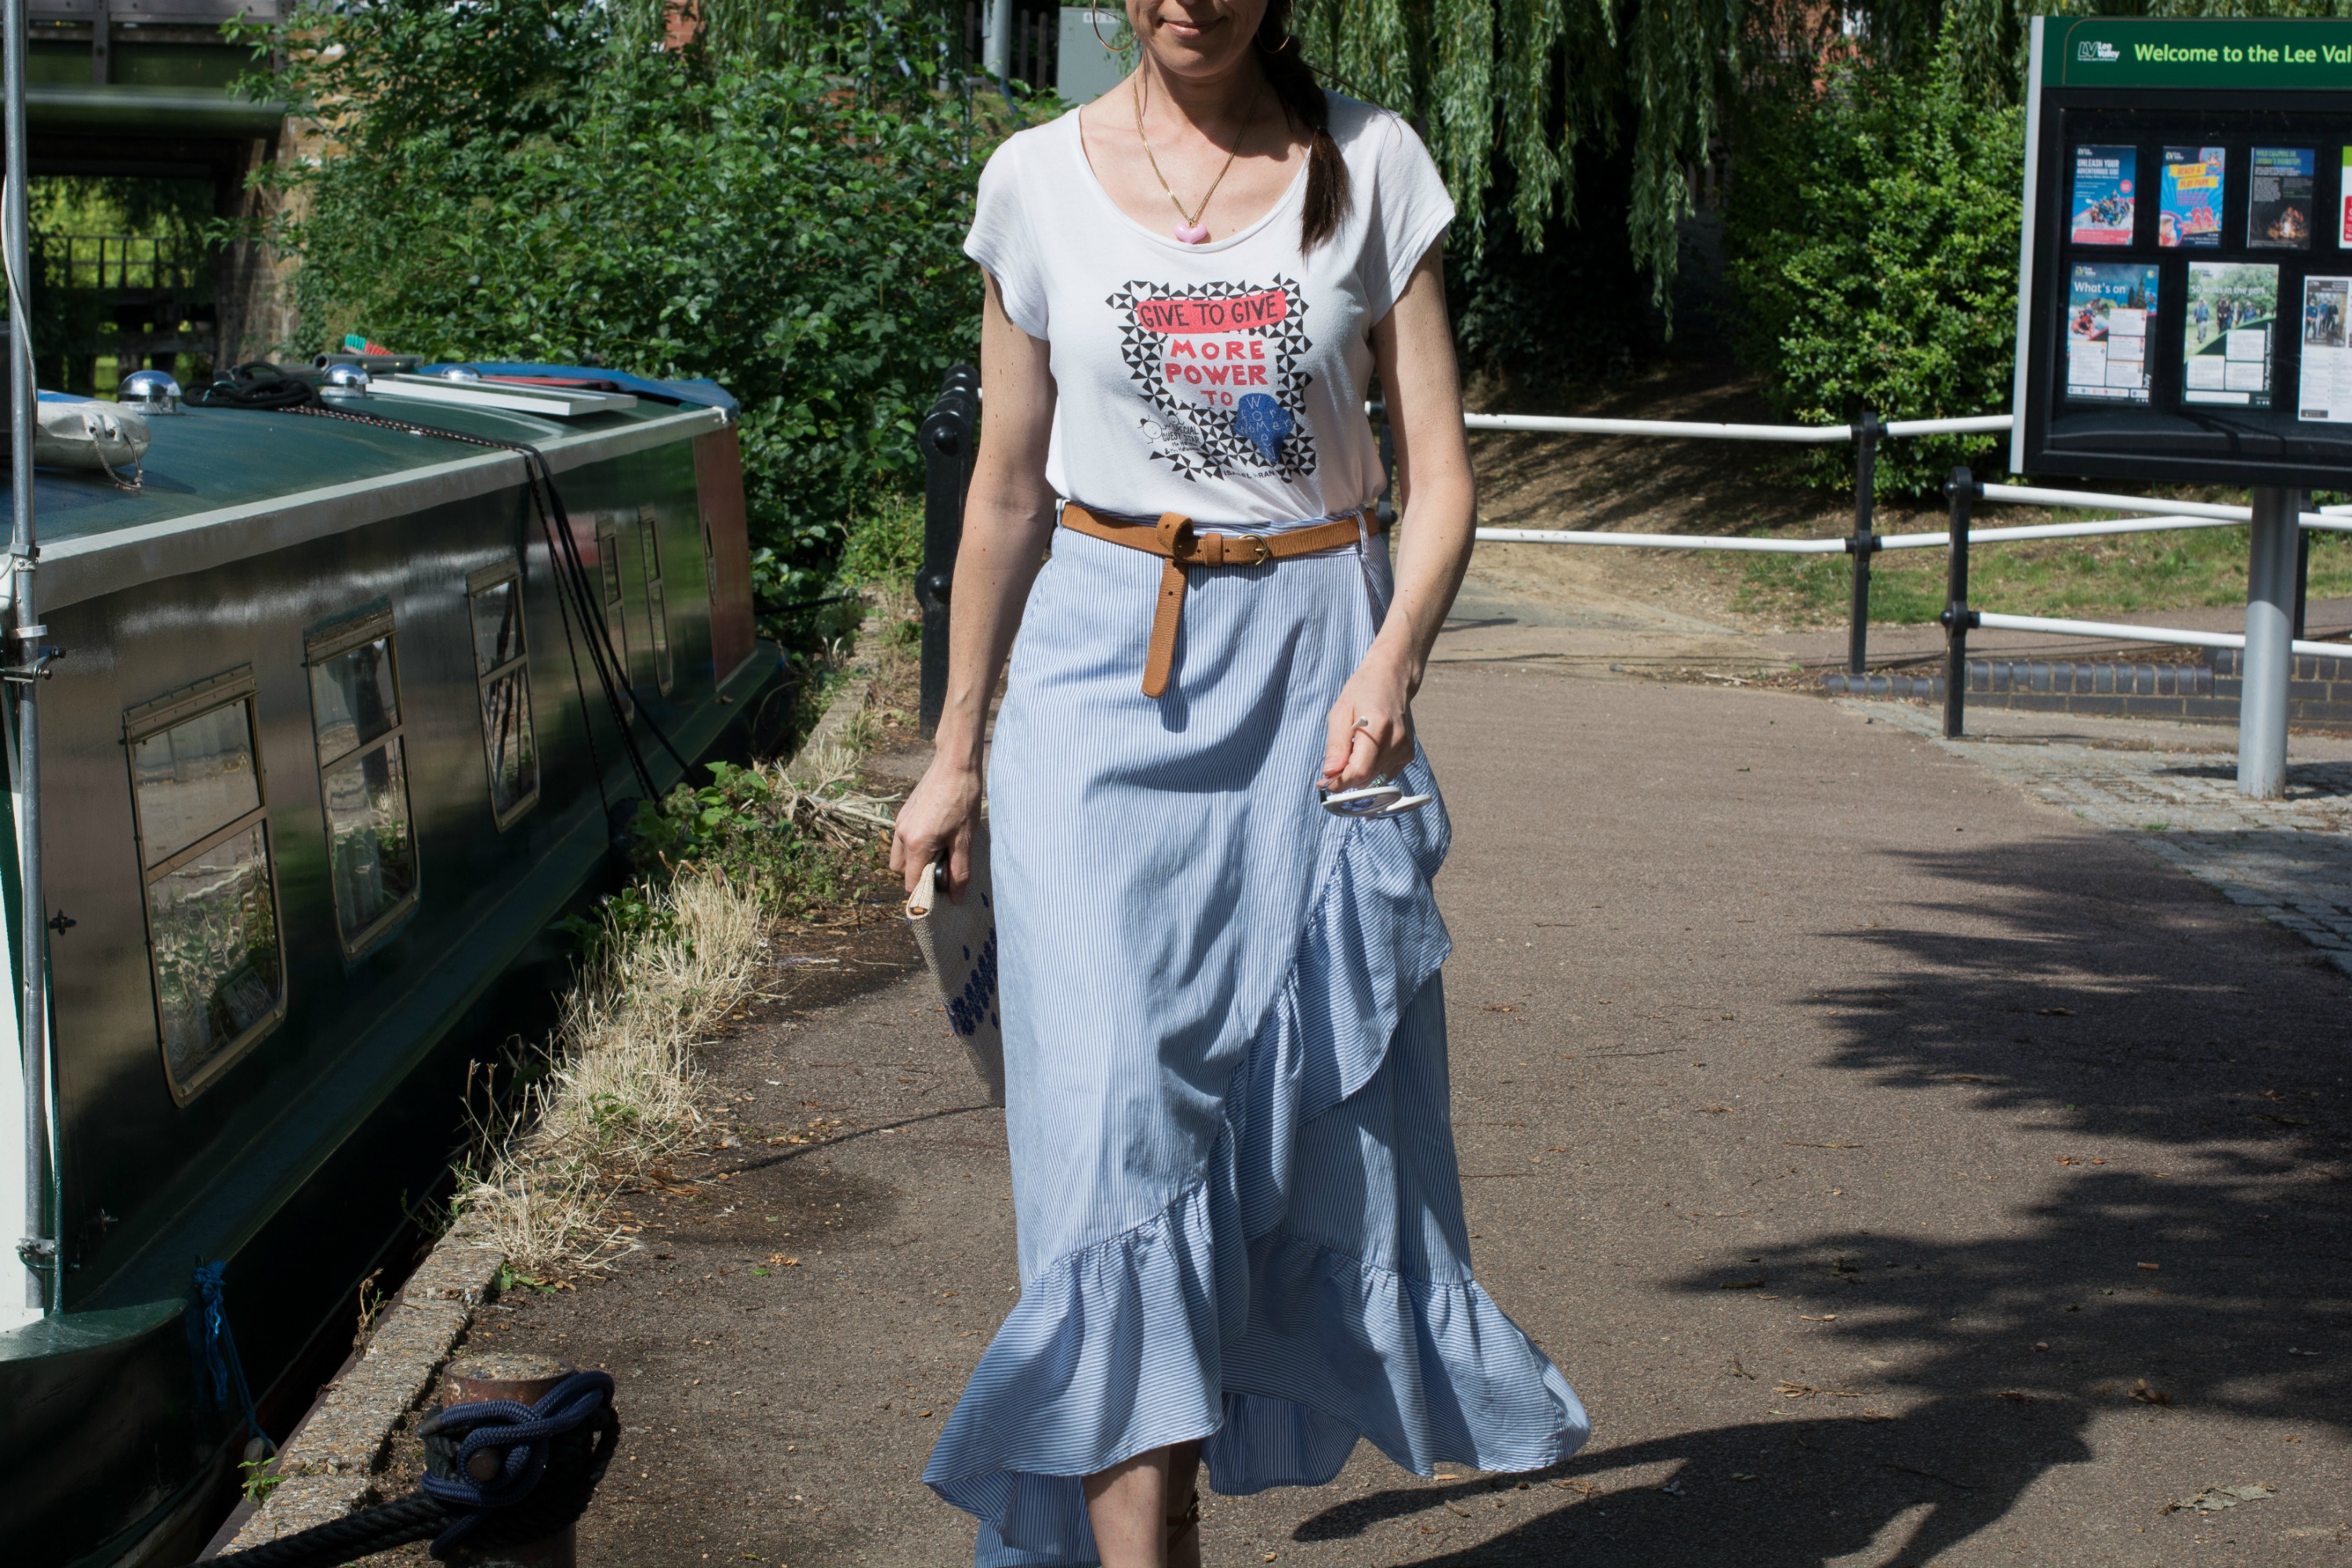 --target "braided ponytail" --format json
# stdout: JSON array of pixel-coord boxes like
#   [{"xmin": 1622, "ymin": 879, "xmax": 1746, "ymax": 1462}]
[{"xmin": 1254, "ymin": 0, "xmax": 1349, "ymax": 250}]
